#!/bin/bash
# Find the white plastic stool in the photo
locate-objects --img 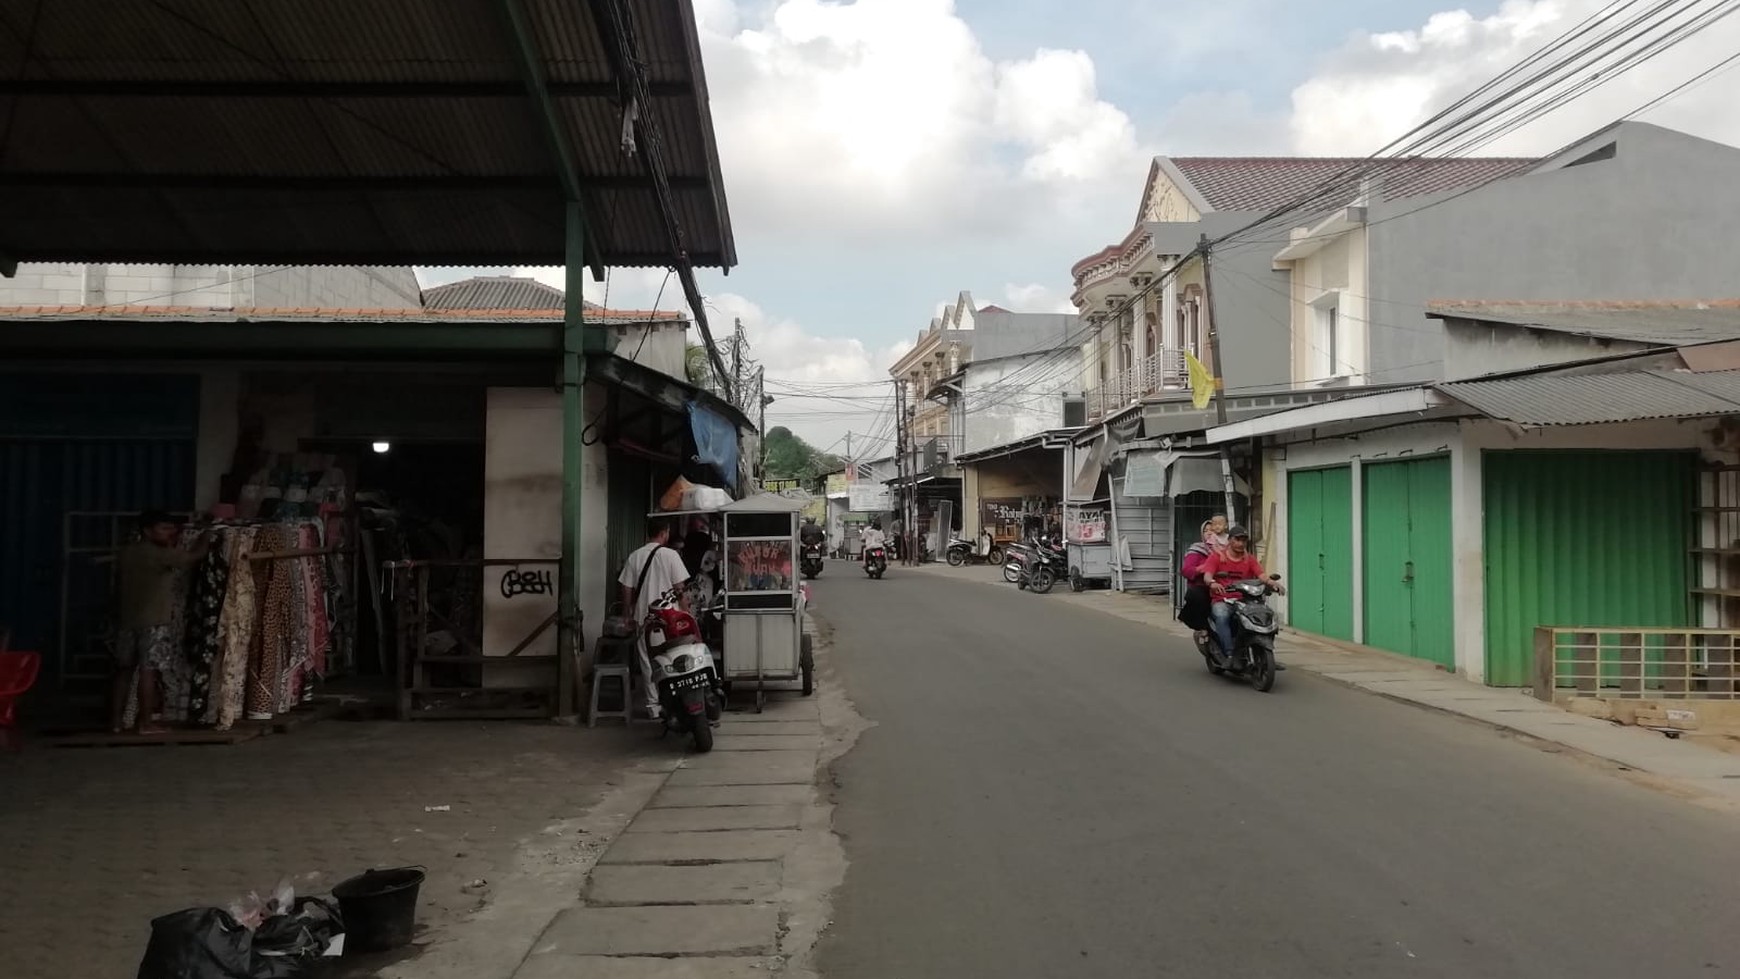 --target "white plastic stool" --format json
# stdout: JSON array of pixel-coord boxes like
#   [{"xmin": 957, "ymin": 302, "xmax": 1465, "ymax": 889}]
[{"xmin": 587, "ymin": 663, "xmax": 632, "ymax": 727}]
